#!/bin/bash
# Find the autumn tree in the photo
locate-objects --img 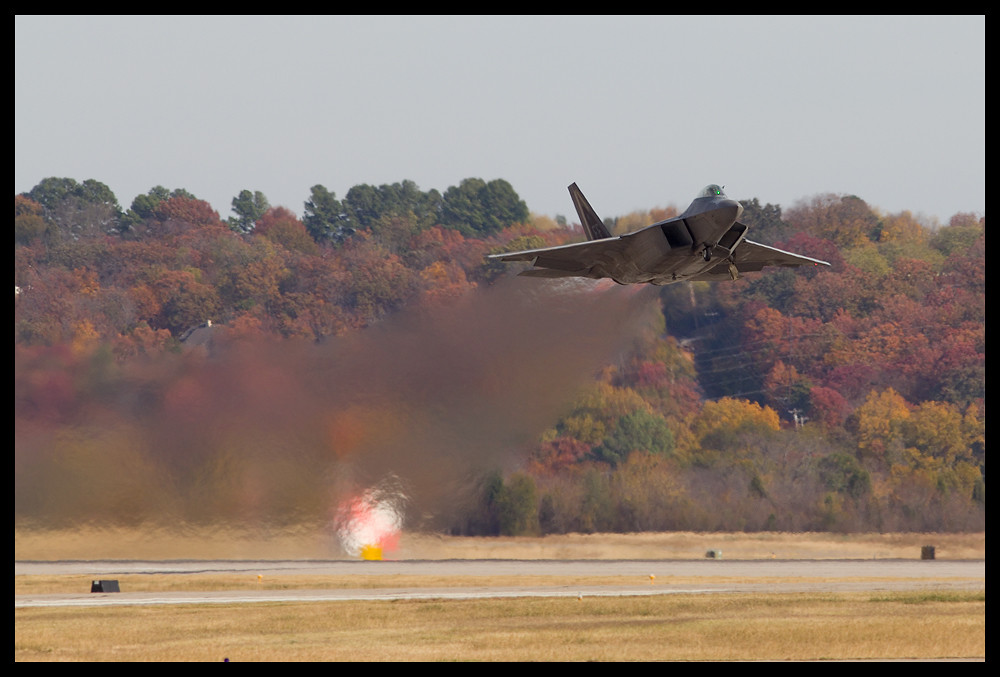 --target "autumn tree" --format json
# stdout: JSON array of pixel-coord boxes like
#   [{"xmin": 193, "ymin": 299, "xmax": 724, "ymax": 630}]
[
  {"xmin": 693, "ymin": 397, "xmax": 781, "ymax": 452},
  {"xmin": 784, "ymin": 193, "xmax": 880, "ymax": 247},
  {"xmin": 529, "ymin": 435, "xmax": 593, "ymax": 475},
  {"xmin": 854, "ymin": 387, "xmax": 911, "ymax": 466},
  {"xmin": 560, "ymin": 382, "xmax": 653, "ymax": 432},
  {"xmin": 119, "ymin": 186, "xmax": 197, "ymax": 235},
  {"xmin": 255, "ymin": 206, "xmax": 318, "ymax": 255},
  {"xmin": 15, "ymin": 195, "xmax": 48, "ymax": 244},
  {"xmin": 930, "ymin": 213, "xmax": 984, "ymax": 257},
  {"xmin": 873, "ymin": 210, "xmax": 927, "ymax": 245},
  {"xmin": 417, "ymin": 259, "xmax": 476, "ymax": 306},
  {"xmin": 763, "ymin": 360, "xmax": 813, "ymax": 415},
  {"xmin": 154, "ymin": 196, "xmax": 225, "ymax": 232},
  {"xmin": 214, "ymin": 237, "xmax": 289, "ymax": 316},
  {"xmin": 147, "ymin": 268, "xmax": 222, "ymax": 335},
  {"xmin": 905, "ymin": 401, "xmax": 975, "ymax": 465},
  {"xmin": 612, "ymin": 210, "xmax": 655, "ymax": 235},
  {"xmin": 741, "ymin": 306, "xmax": 828, "ymax": 386},
  {"xmin": 336, "ymin": 234, "xmax": 417, "ymax": 327},
  {"xmin": 808, "ymin": 385, "xmax": 851, "ymax": 429}
]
